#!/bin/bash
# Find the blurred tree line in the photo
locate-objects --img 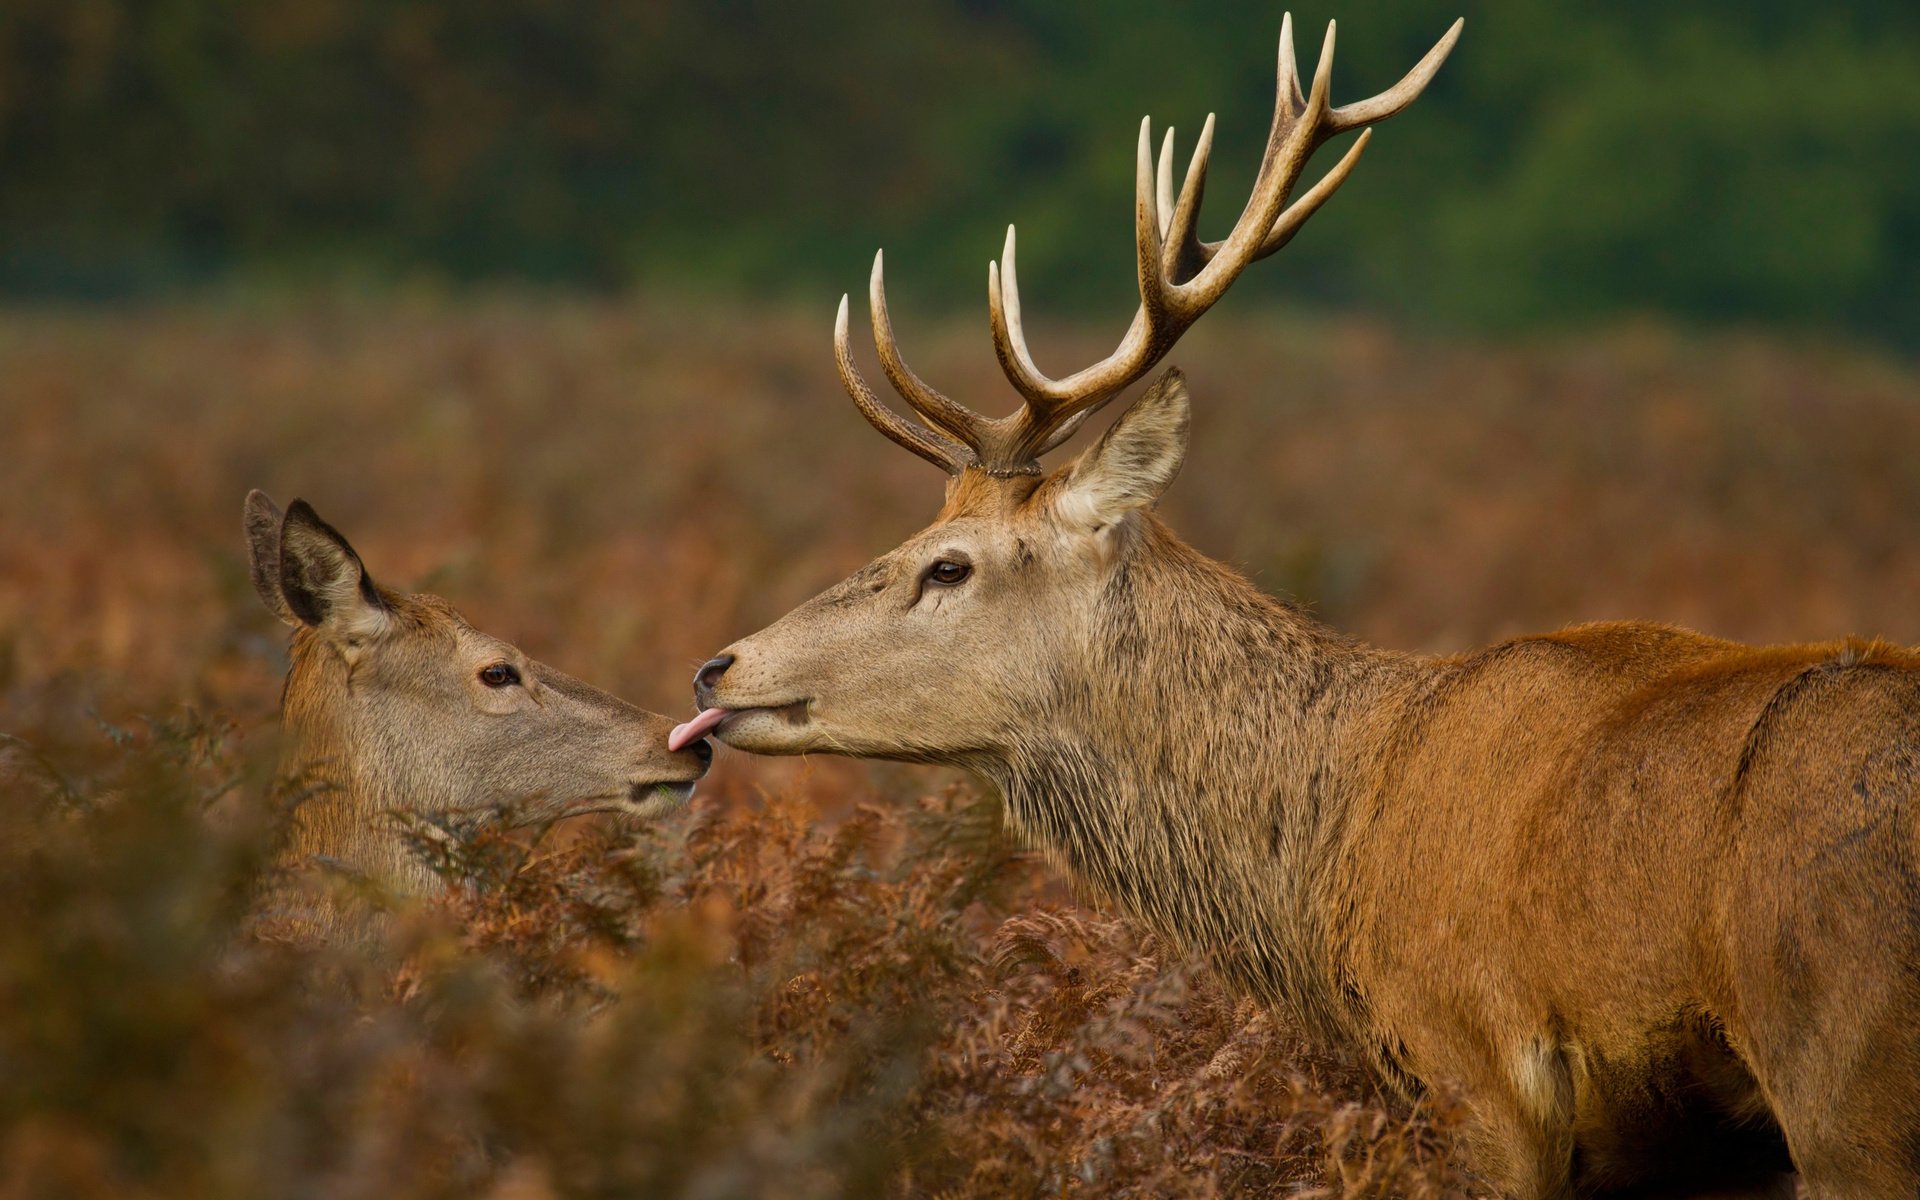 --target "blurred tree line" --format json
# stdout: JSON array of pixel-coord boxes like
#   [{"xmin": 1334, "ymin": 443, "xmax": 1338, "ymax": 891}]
[{"xmin": 2, "ymin": 0, "xmax": 1916, "ymax": 340}]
